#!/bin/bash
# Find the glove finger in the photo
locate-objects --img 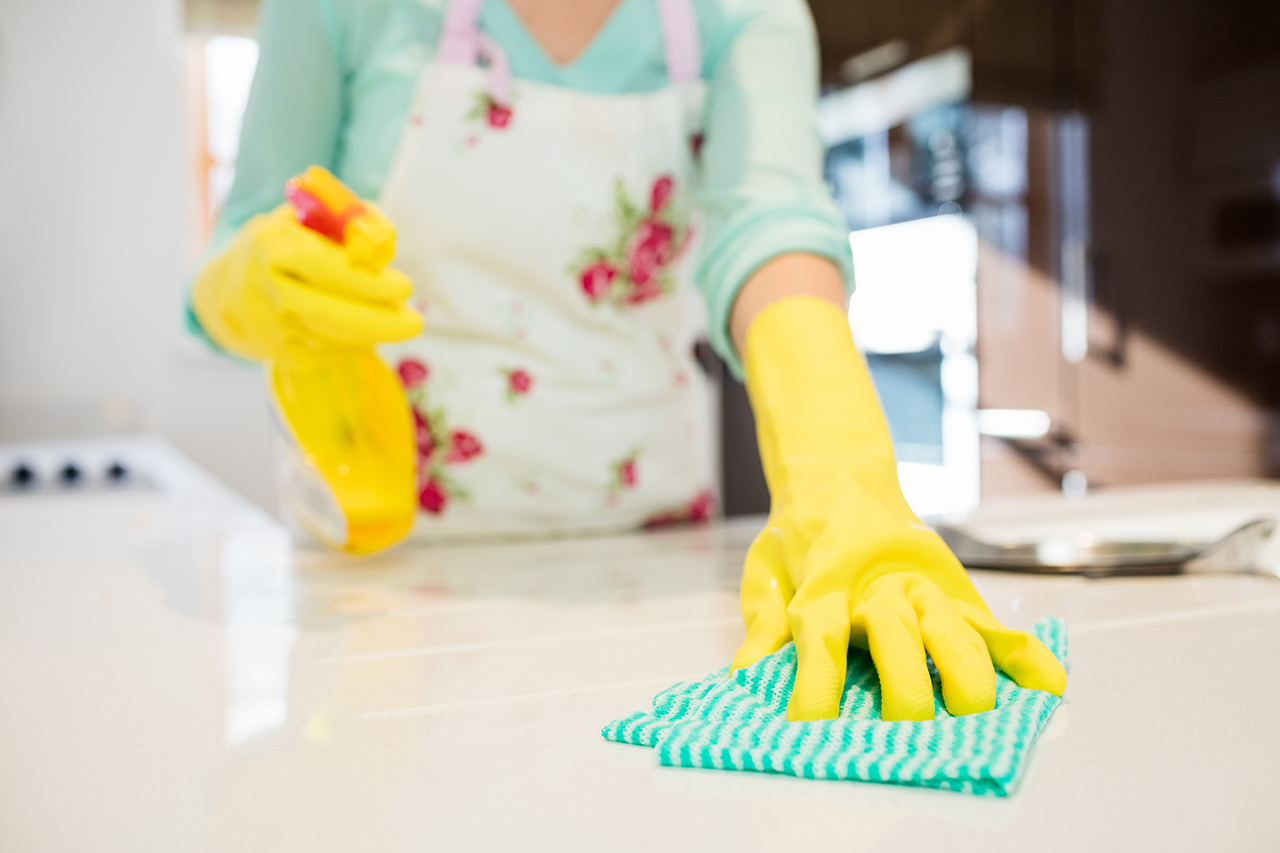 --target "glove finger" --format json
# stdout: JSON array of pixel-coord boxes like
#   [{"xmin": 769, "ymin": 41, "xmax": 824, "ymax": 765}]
[
  {"xmin": 730, "ymin": 524, "xmax": 794, "ymax": 673},
  {"xmin": 271, "ymin": 237, "xmax": 415, "ymax": 306},
  {"xmin": 853, "ymin": 592, "xmax": 934, "ymax": 721},
  {"xmin": 258, "ymin": 205, "xmax": 411, "ymax": 304},
  {"xmin": 785, "ymin": 589, "xmax": 850, "ymax": 721},
  {"xmin": 909, "ymin": 580, "xmax": 996, "ymax": 716},
  {"xmin": 356, "ymin": 265, "xmax": 414, "ymax": 305},
  {"xmin": 954, "ymin": 601, "xmax": 1067, "ymax": 696},
  {"xmin": 270, "ymin": 273, "xmax": 424, "ymax": 346}
]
